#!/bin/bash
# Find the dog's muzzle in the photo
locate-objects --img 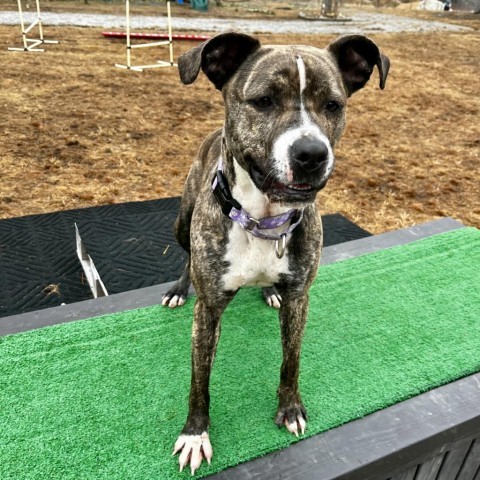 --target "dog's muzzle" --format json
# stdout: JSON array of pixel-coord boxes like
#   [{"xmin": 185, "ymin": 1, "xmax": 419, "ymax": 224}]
[{"xmin": 249, "ymin": 162, "xmax": 324, "ymax": 204}]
